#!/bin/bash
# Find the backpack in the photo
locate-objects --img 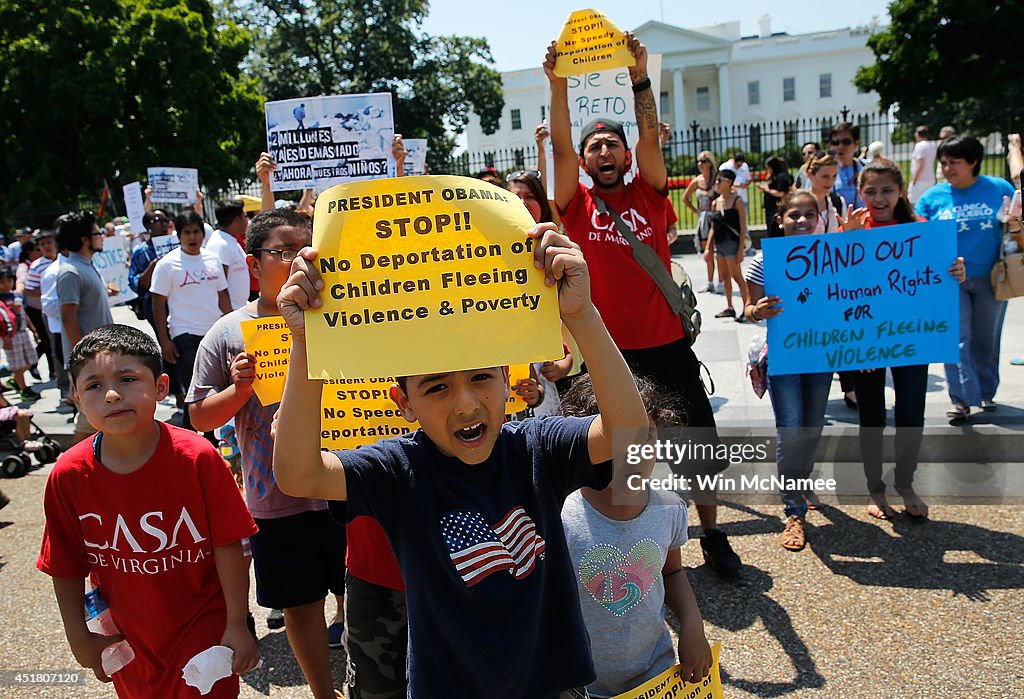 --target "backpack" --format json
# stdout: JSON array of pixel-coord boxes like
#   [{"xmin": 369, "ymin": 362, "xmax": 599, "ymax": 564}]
[
  {"xmin": 592, "ymin": 195, "xmax": 702, "ymax": 346},
  {"xmin": 0, "ymin": 300, "xmax": 17, "ymax": 339}
]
